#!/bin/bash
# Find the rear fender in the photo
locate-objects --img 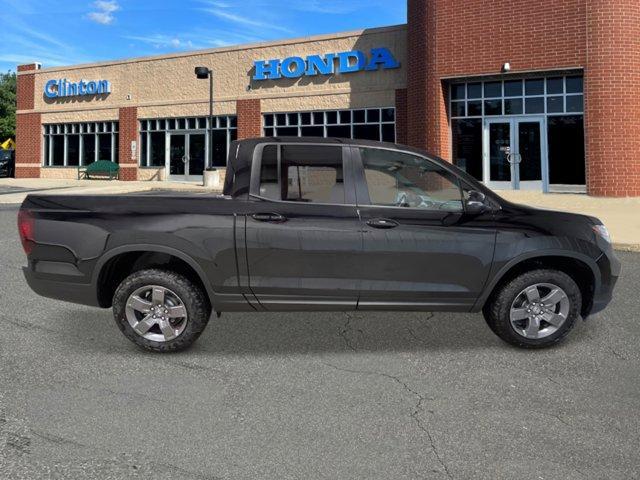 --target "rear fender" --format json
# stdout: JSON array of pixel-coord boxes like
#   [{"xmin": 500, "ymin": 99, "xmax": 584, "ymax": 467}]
[{"xmin": 91, "ymin": 244, "xmax": 216, "ymax": 301}]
